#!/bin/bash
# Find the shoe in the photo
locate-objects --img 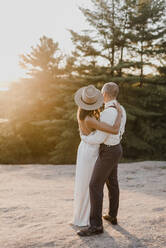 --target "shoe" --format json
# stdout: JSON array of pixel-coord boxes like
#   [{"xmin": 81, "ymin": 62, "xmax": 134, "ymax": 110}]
[
  {"xmin": 77, "ymin": 226, "xmax": 103, "ymax": 236},
  {"xmin": 103, "ymin": 215, "xmax": 118, "ymax": 225}
]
